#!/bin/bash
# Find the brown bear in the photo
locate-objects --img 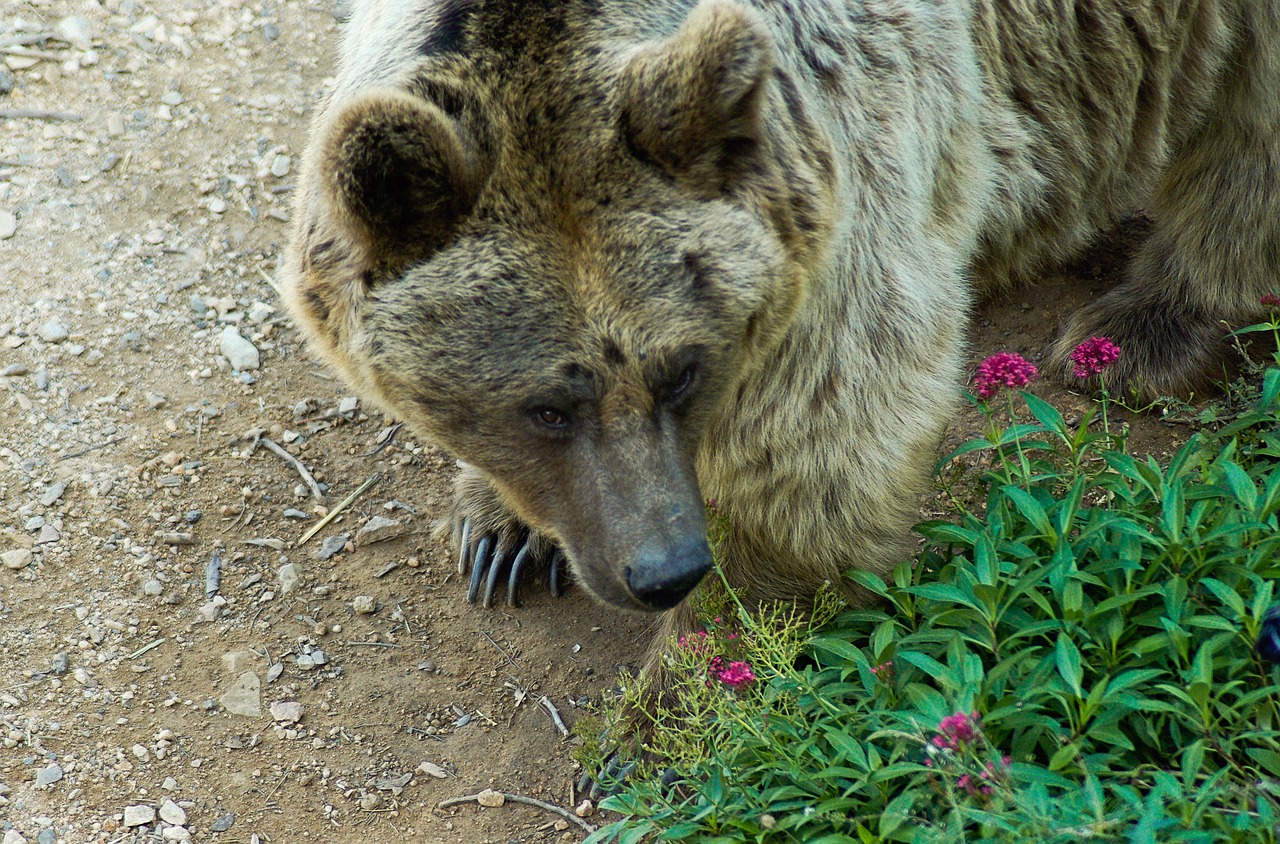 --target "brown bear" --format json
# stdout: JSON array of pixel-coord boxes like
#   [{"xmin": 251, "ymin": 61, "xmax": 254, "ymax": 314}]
[{"xmin": 281, "ymin": 0, "xmax": 1280, "ymax": 679}]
